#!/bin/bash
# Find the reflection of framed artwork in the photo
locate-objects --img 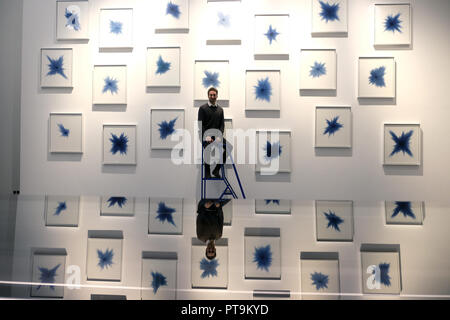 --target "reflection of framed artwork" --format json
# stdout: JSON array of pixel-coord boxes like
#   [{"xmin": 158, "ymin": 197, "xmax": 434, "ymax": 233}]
[
  {"xmin": 315, "ymin": 106, "xmax": 351, "ymax": 148},
  {"xmin": 100, "ymin": 196, "xmax": 135, "ymax": 216},
  {"xmin": 155, "ymin": 0, "xmax": 189, "ymax": 33},
  {"xmin": 358, "ymin": 57, "xmax": 395, "ymax": 98},
  {"xmin": 99, "ymin": 8, "xmax": 133, "ymax": 49},
  {"xmin": 148, "ymin": 198, "xmax": 183, "ymax": 235},
  {"xmin": 87, "ymin": 231, "xmax": 123, "ymax": 281},
  {"xmin": 374, "ymin": 4, "xmax": 411, "ymax": 46},
  {"xmin": 49, "ymin": 113, "xmax": 83, "ymax": 153},
  {"xmin": 56, "ymin": 1, "xmax": 90, "ymax": 40},
  {"xmin": 194, "ymin": 60, "xmax": 229, "ymax": 102},
  {"xmin": 316, "ymin": 200, "xmax": 353, "ymax": 242},
  {"xmin": 245, "ymin": 70, "xmax": 281, "ymax": 111},
  {"xmin": 141, "ymin": 252, "xmax": 177, "ymax": 300},
  {"xmin": 383, "ymin": 123, "xmax": 421, "ymax": 166},
  {"xmin": 151, "ymin": 109, "xmax": 185, "ymax": 150},
  {"xmin": 385, "ymin": 201, "xmax": 424, "ymax": 225},
  {"xmin": 300, "ymin": 49, "xmax": 336, "ymax": 90},
  {"xmin": 45, "ymin": 195, "xmax": 80, "ymax": 227},
  {"xmin": 93, "ymin": 65, "xmax": 127, "ymax": 105},
  {"xmin": 41, "ymin": 48, "xmax": 73, "ymax": 88},
  {"xmin": 147, "ymin": 47, "xmax": 180, "ymax": 87},
  {"xmin": 255, "ymin": 199, "xmax": 291, "ymax": 214},
  {"xmin": 311, "ymin": 0, "xmax": 348, "ymax": 36},
  {"xmin": 102, "ymin": 125, "xmax": 136, "ymax": 165},
  {"xmin": 222, "ymin": 199, "xmax": 233, "ymax": 226},
  {"xmin": 205, "ymin": 0, "xmax": 242, "ymax": 45},
  {"xmin": 254, "ymin": 14, "xmax": 289, "ymax": 58},
  {"xmin": 256, "ymin": 130, "xmax": 291, "ymax": 174},
  {"xmin": 31, "ymin": 249, "xmax": 67, "ymax": 298}
]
